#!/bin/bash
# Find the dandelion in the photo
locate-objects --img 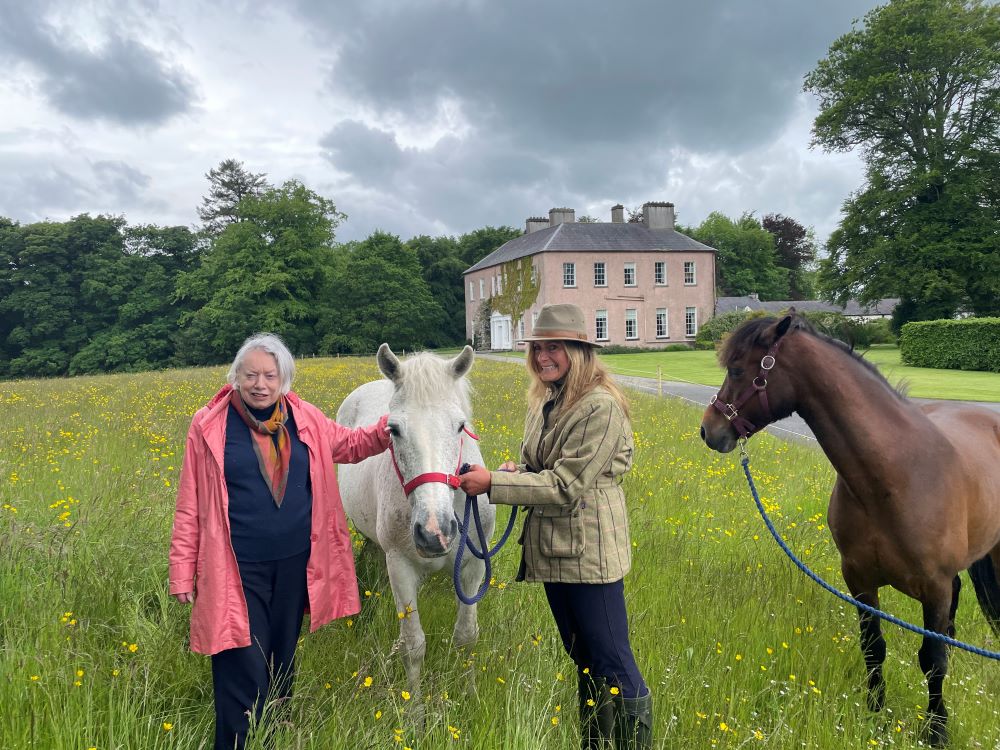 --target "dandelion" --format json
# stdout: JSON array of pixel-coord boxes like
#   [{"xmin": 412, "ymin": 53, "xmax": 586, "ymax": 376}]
[
  {"xmin": 162, "ymin": 723, "xmax": 173, "ymax": 732},
  {"xmin": 363, "ymin": 676, "xmax": 373, "ymax": 688},
  {"xmin": 401, "ymin": 690, "xmax": 411, "ymax": 701}
]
